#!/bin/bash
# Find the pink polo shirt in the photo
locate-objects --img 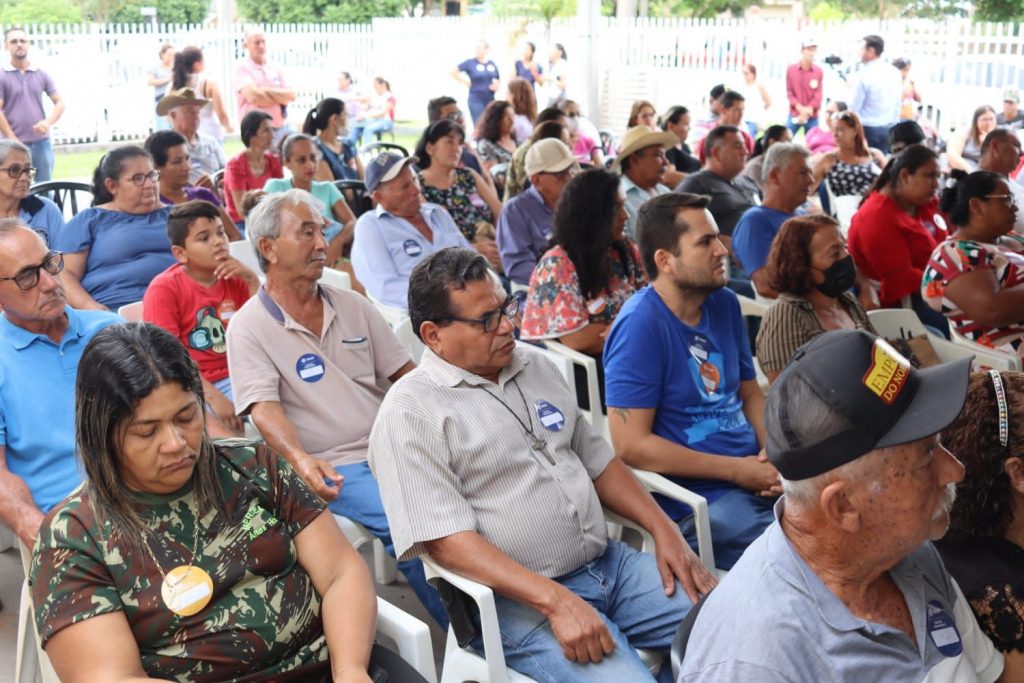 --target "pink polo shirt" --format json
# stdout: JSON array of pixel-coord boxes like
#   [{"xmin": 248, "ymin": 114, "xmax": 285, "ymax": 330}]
[{"xmin": 234, "ymin": 57, "xmax": 289, "ymax": 127}]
